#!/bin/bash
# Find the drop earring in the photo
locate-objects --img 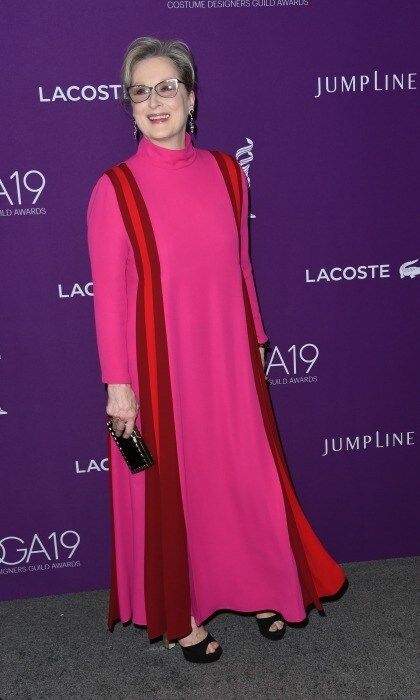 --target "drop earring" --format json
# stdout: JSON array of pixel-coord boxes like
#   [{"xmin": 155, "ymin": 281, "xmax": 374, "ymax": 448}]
[
  {"xmin": 188, "ymin": 108, "xmax": 195, "ymax": 134},
  {"xmin": 133, "ymin": 117, "xmax": 138, "ymax": 140}
]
